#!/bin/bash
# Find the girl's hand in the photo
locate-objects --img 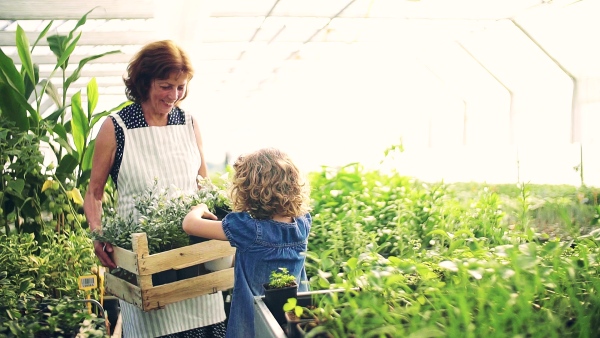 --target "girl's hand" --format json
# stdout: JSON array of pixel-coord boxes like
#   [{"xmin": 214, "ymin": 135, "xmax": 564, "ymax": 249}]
[{"xmin": 190, "ymin": 203, "xmax": 218, "ymax": 220}]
